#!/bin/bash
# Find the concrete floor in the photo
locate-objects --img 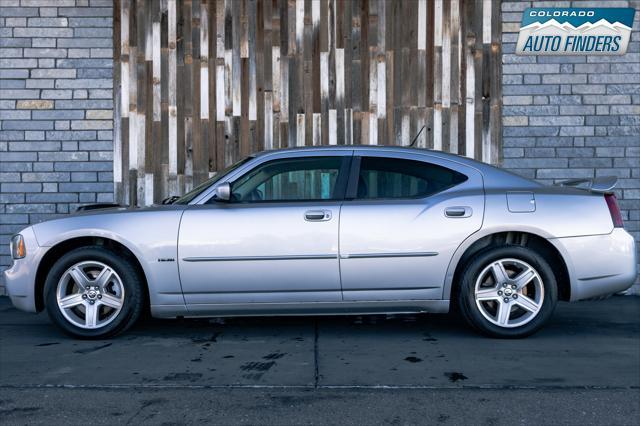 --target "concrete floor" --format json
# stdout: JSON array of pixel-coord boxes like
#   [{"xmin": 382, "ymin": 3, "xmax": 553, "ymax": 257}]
[{"xmin": 0, "ymin": 296, "xmax": 639, "ymax": 425}]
